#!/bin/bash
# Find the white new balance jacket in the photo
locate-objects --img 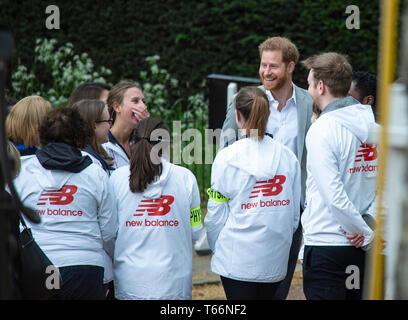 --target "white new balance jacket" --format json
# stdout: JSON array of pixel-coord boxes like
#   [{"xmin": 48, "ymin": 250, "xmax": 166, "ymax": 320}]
[
  {"xmin": 302, "ymin": 98, "xmax": 378, "ymax": 248},
  {"xmin": 13, "ymin": 155, "xmax": 118, "ymax": 269},
  {"xmin": 205, "ymin": 135, "xmax": 300, "ymax": 283},
  {"xmin": 110, "ymin": 159, "xmax": 202, "ymax": 300}
]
